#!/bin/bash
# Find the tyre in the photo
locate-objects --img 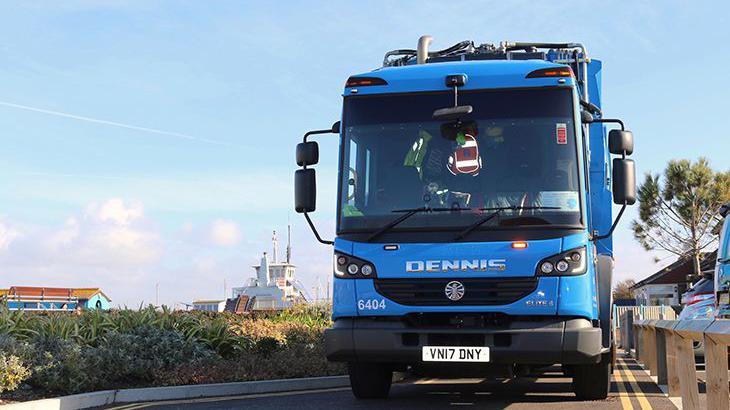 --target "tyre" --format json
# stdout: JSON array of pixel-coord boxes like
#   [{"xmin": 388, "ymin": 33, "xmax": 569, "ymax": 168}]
[
  {"xmin": 348, "ymin": 362, "xmax": 393, "ymax": 399},
  {"xmin": 572, "ymin": 356, "xmax": 610, "ymax": 400}
]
